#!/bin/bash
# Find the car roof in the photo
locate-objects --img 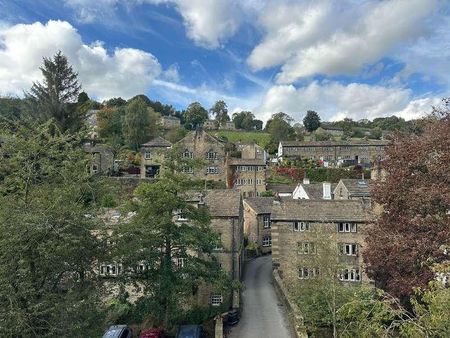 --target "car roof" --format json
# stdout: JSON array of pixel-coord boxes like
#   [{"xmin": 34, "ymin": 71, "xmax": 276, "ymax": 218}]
[
  {"xmin": 140, "ymin": 328, "xmax": 163, "ymax": 338},
  {"xmin": 103, "ymin": 325, "xmax": 128, "ymax": 338}
]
